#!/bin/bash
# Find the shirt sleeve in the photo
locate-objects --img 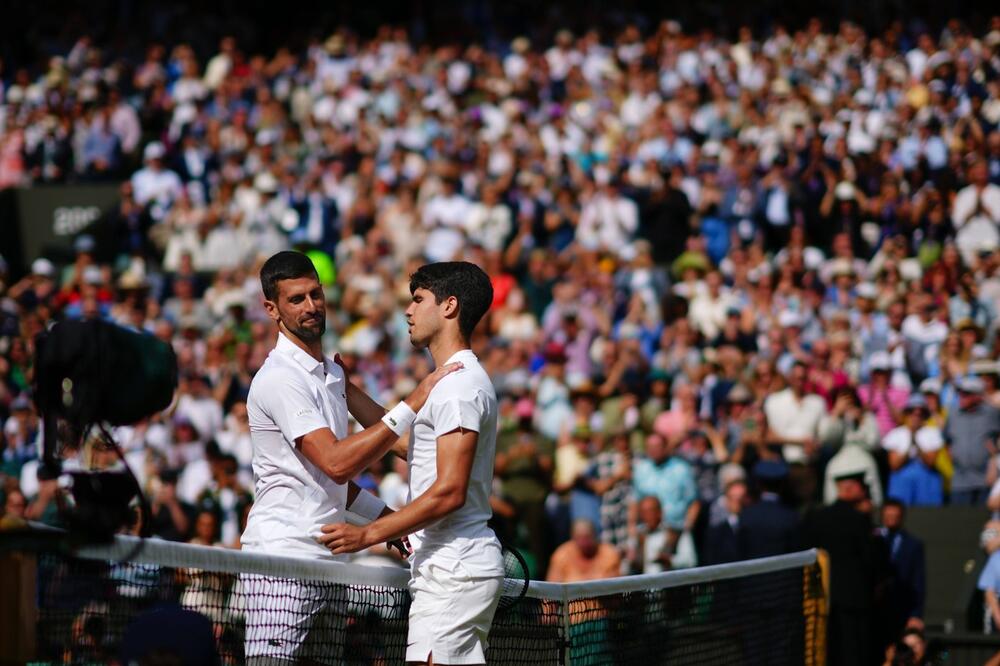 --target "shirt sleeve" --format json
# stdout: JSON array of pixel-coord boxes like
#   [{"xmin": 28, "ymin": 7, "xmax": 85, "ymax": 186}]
[
  {"xmin": 429, "ymin": 389, "xmax": 485, "ymax": 439},
  {"xmin": 256, "ymin": 369, "xmax": 330, "ymax": 445}
]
